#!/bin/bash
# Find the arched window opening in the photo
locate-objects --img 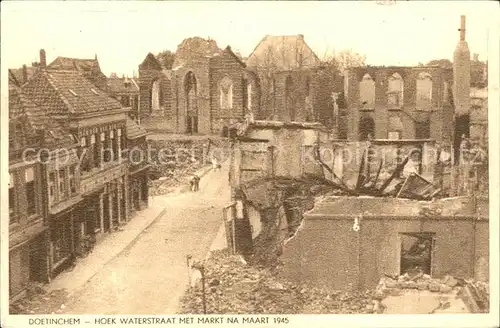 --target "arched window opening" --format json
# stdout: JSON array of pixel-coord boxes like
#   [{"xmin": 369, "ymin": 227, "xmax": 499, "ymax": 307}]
[
  {"xmin": 151, "ymin": 79, "xmax": 161, "ymax": 112},
  {"xmin": 247, "ymin": 82, "xmax": 252, "ymax": 111},
  {"xmin": 415, "ymin": 119, "xmax": 431, "ymax": 139},
  {"xmin": 388, "ymin": 115, "xmax": 404, "ymax": 140},
  {"xmin": 416, "ymin": 72, "xmax": 433, "ymax": 110},
  {"xmin": 184, "ymin": 71, "xmax": 198, "ymax": 134},
  {"xmin": 443, "ymin": 82, "xmax": 449, "ymax": 104},
  {"xmin": 388, "ymin": 73, "xmax": 404, "ymax": 108},
  {"xmin": 359, "ymin": 115, "xmax": 375, "ymax": 141},
  {"xmin": 305, "ymin": 77, "xmax": 314, "ymax": 122},
  {"xmin": 359, "ymin": 73, "xmax": 375, "ymax": 109},
  {"xmin": 219, "ymin": 76, "xmax": 233, "ymax": 110}
]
